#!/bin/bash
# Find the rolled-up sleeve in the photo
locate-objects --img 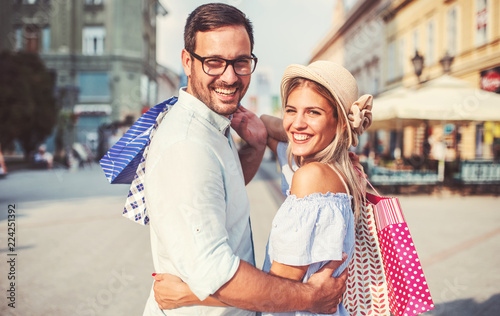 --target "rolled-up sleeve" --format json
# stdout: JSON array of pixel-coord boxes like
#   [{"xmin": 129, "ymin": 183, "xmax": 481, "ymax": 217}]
[{"xmin": 145, "ymin": 139, "xmax": 240, "ymax": 300}]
